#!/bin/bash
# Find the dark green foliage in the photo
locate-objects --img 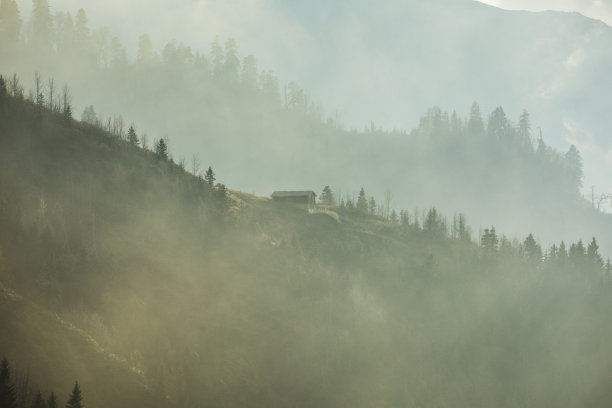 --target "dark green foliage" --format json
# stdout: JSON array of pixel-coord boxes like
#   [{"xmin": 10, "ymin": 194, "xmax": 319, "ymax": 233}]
[
  {"xmin": 47, "ymin": 393, "xmax": 56, "ymax": 408},
  {"xmin": 0, "ymin": 75, "xmax": 6, "ymax": 98},
  {"xmin": 65, "ymin": 382, "xmax": 82, "ymax": 408},
  {"xmin": 319, "ymin": 186, "xmax": 334, "ymax": 206},
  {"xmin": 522, "ymin": 233, "xmax": 542, "ymax": 265},
  {"xmin": 204, "ymin": 166, "xmax": 215, "ymax": 188},
  {"xmin": 154, "ymin": 138, "xmax": 168, "ymax": 160},
  {"xmin": 467, "ymin": 101, "xmax": 485, "ymax": 137},
  {"xmin": 0, "ymin": 358, "xmax": 17, "ymax": 408},
  {"xmin": 564, "ymin": 144, "xmax": 583, "ymax": 191},
  {"xmin": 31, "ymin": 390, "xmax": 45, "ymax": 408},
  {"xmin": 356, "ymin": 188, "xmax": 368, "ymax": 214},
  {"xmin": 481, "ymin": 226, "xmax": 498, "ymax": 252},
  {"xmin": 127, "ymin": 125, "xmax": 138, "ymax": 146}
]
